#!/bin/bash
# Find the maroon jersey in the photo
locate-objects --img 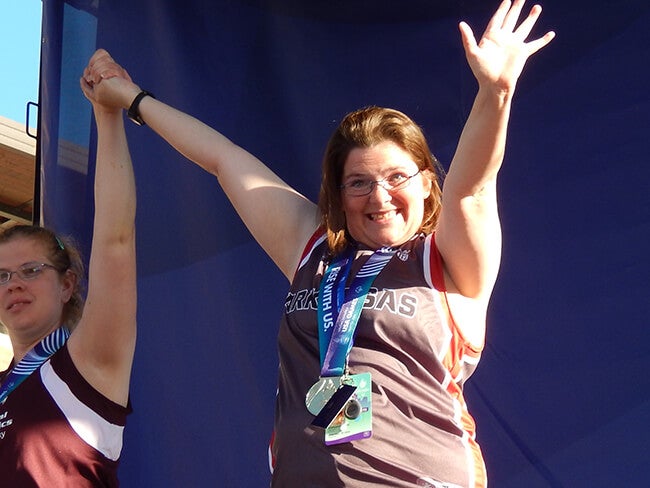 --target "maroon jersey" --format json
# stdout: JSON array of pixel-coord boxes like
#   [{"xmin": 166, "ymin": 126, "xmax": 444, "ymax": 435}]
[
  {"xmin": 0, "ymin": 344, "xmax": 131, "ymax": 487},
  {"xmin": 271, "ymin": 229, "xmax": 486, "ymax": 487}
]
